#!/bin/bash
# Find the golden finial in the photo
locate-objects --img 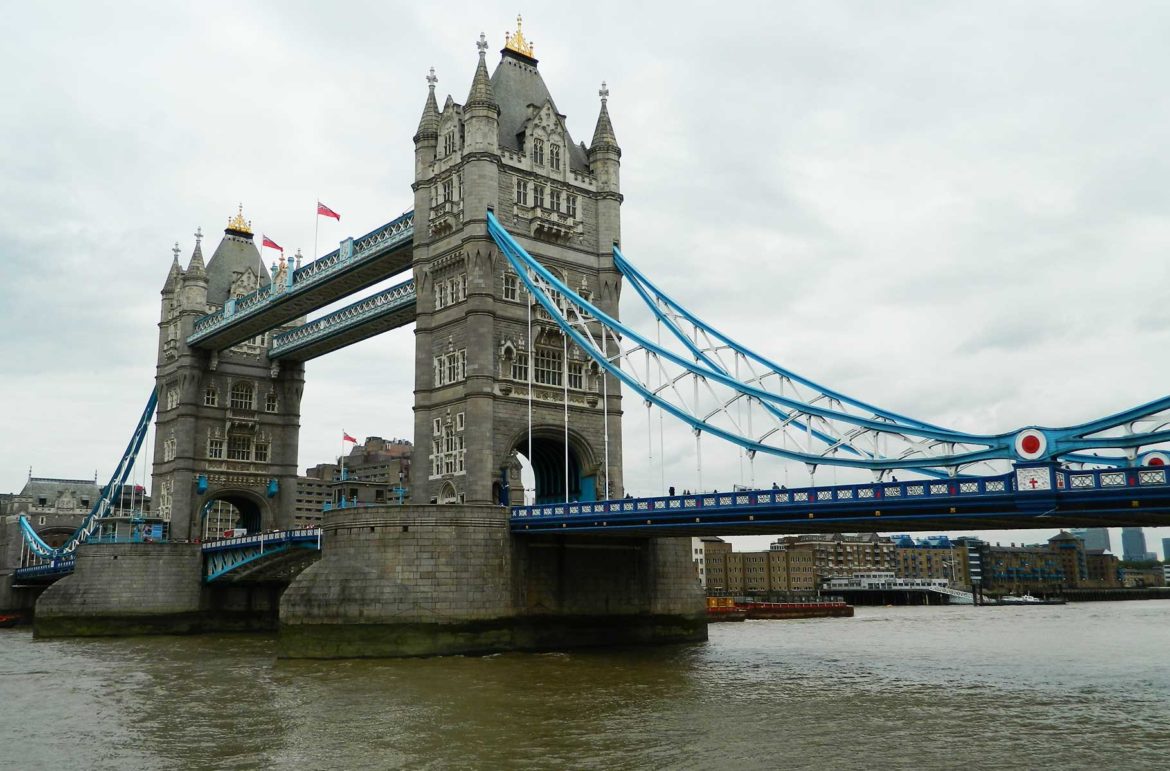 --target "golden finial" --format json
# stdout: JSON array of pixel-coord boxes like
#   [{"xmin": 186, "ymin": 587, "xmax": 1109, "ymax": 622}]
[
  {"xmin": 226, "ymin": 203, "xmax": 253, "ymax": 235},
  {"xmin": 504, "ymin": 14, "xmax": 534, "ymax": 58}
]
